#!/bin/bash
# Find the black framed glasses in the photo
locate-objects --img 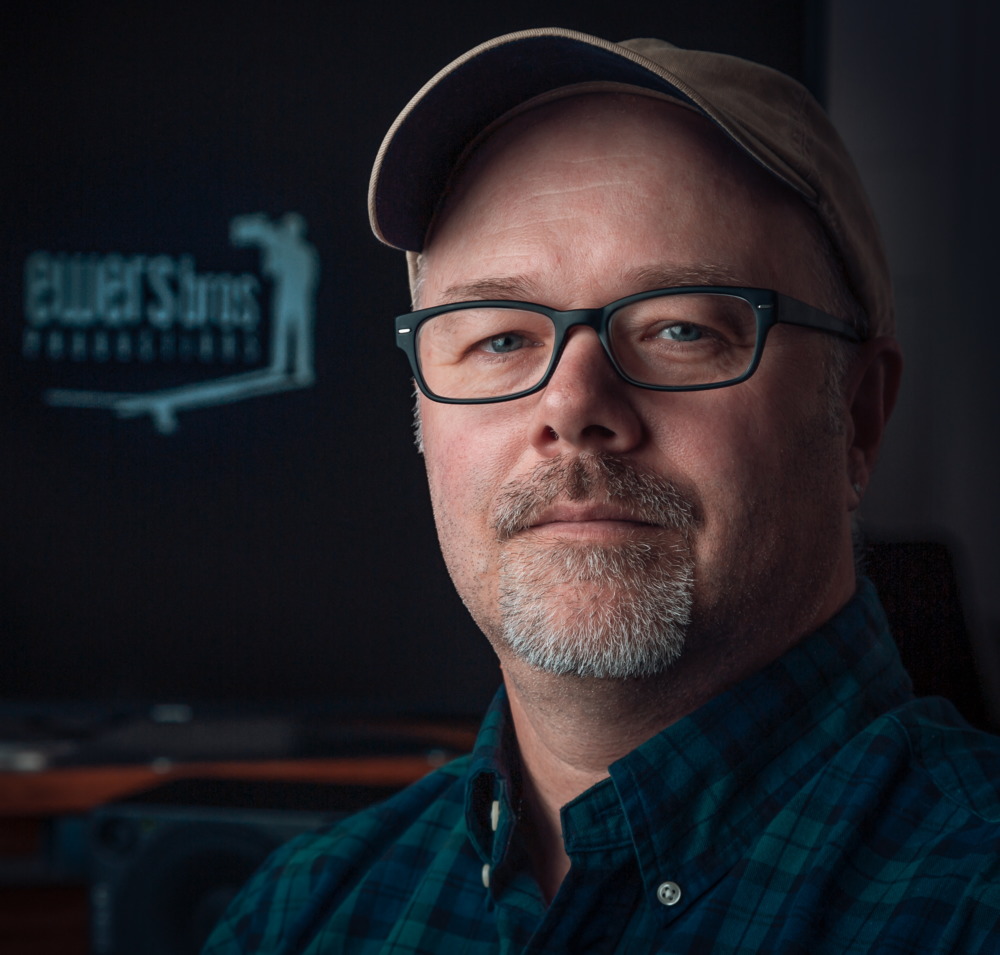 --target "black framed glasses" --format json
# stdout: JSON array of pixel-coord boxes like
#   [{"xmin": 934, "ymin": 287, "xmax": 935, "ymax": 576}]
[{"xmin": 395, "ymin": 286, "xmax": 861, "ymax": 404}]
